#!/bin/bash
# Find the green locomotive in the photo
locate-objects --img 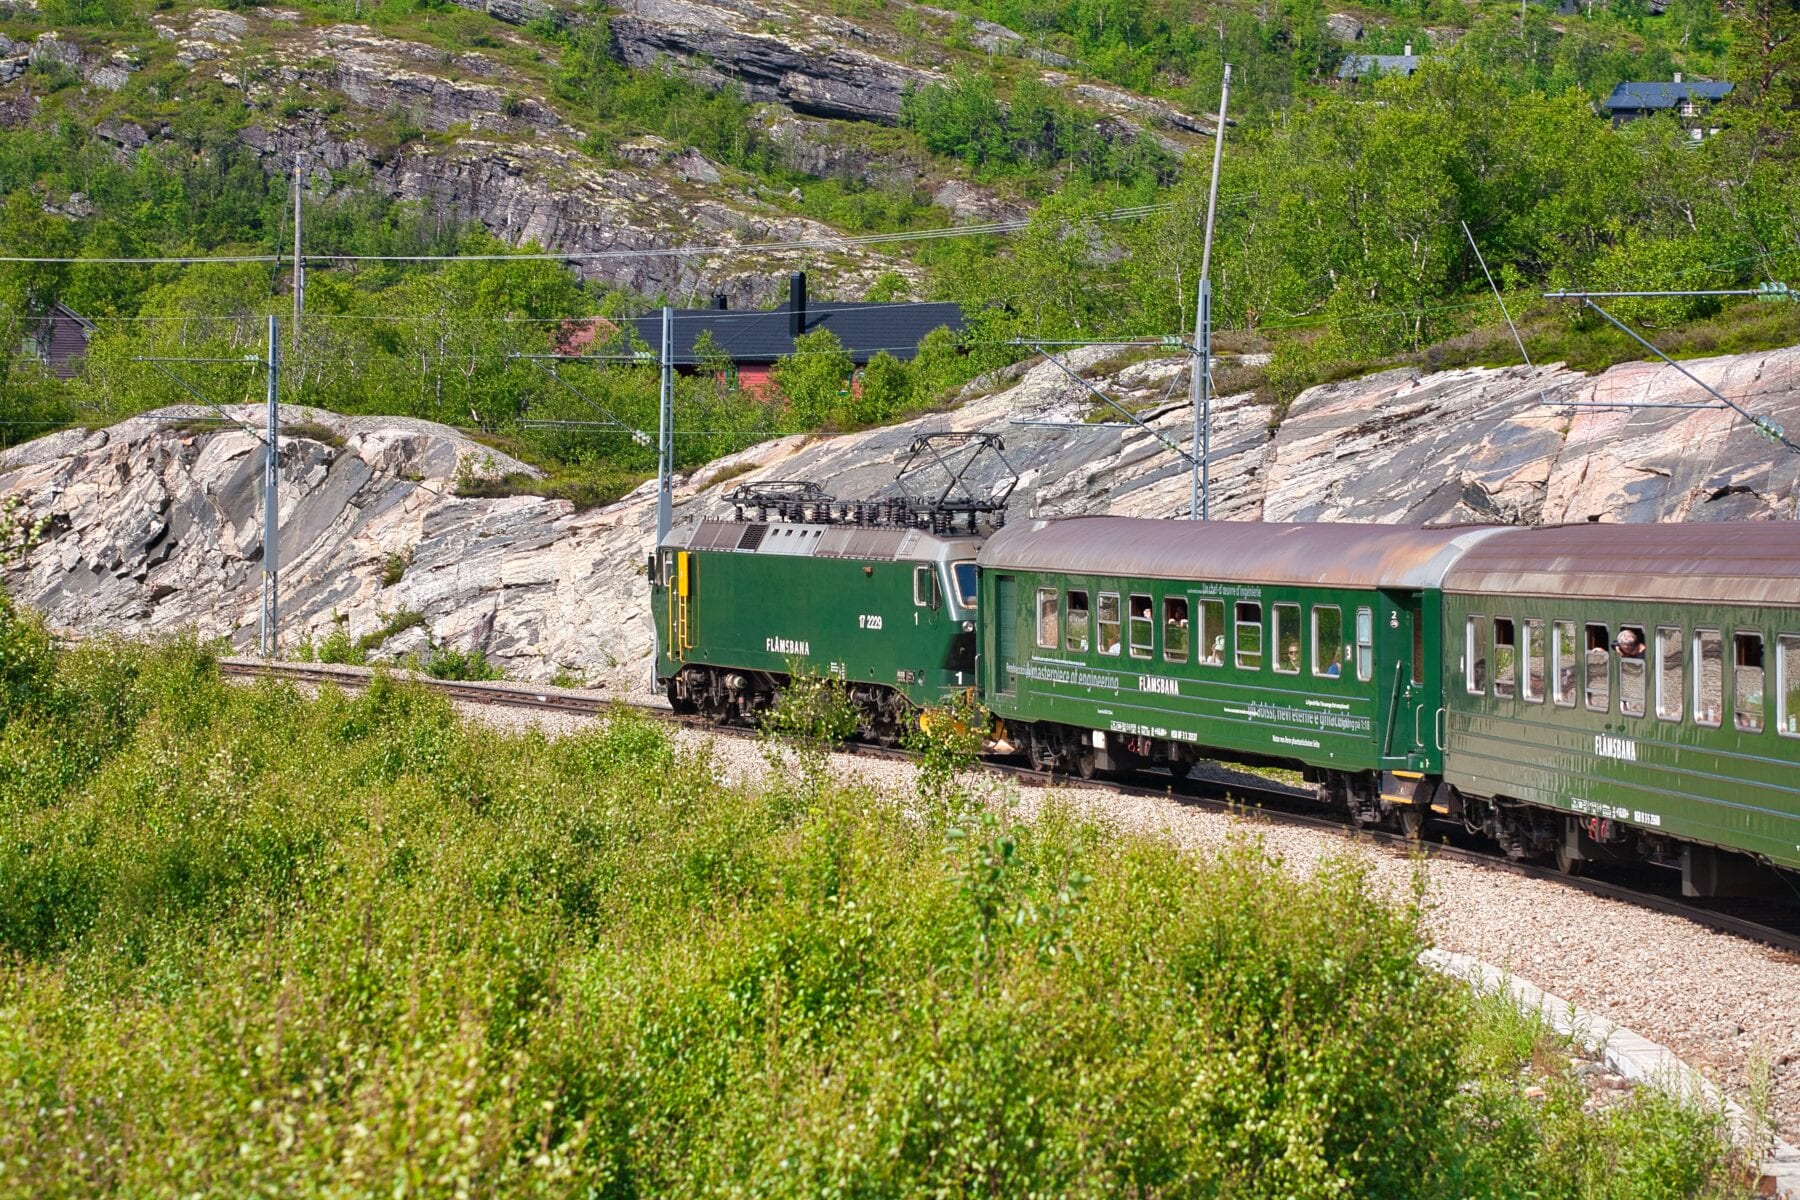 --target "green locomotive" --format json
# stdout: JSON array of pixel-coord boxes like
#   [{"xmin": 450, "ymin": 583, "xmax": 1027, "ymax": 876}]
[{"xmin": 651, "ymin": 506, "xmax": 982, "ymax": 741}]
